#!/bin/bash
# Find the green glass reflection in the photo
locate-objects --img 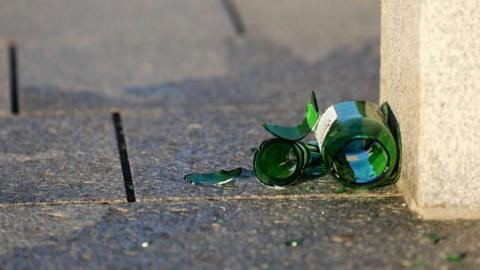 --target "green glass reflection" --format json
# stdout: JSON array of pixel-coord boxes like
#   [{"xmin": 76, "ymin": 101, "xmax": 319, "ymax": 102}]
[
  {"xmin": 332, "ymin": 138, "xmax": 389, "ymax": 184},
  {"xmin": 319, "ymin": 101, "xmax": 401, "ymax": 188}
]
